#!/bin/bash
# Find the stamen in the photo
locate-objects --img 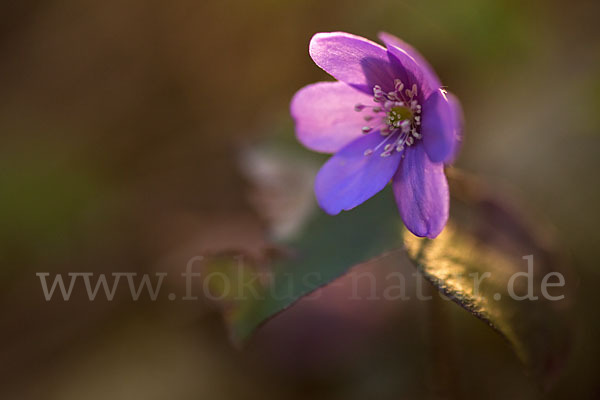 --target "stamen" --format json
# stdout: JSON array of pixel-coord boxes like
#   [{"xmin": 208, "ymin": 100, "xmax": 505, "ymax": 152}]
[
  {"xmin": 358, "ymin": 80, "xmax": 425, "ymax": 157},
  {"xmin": 394, "ymin": 79, "xmax": 404, "ymax": 92},
  {"xmin": 400, "ymin": 120, "xmax": 411, "ymax": 133},
  {"xmin": 373, "ymin": 131, "xmax": 395, "ymax": 151}
]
